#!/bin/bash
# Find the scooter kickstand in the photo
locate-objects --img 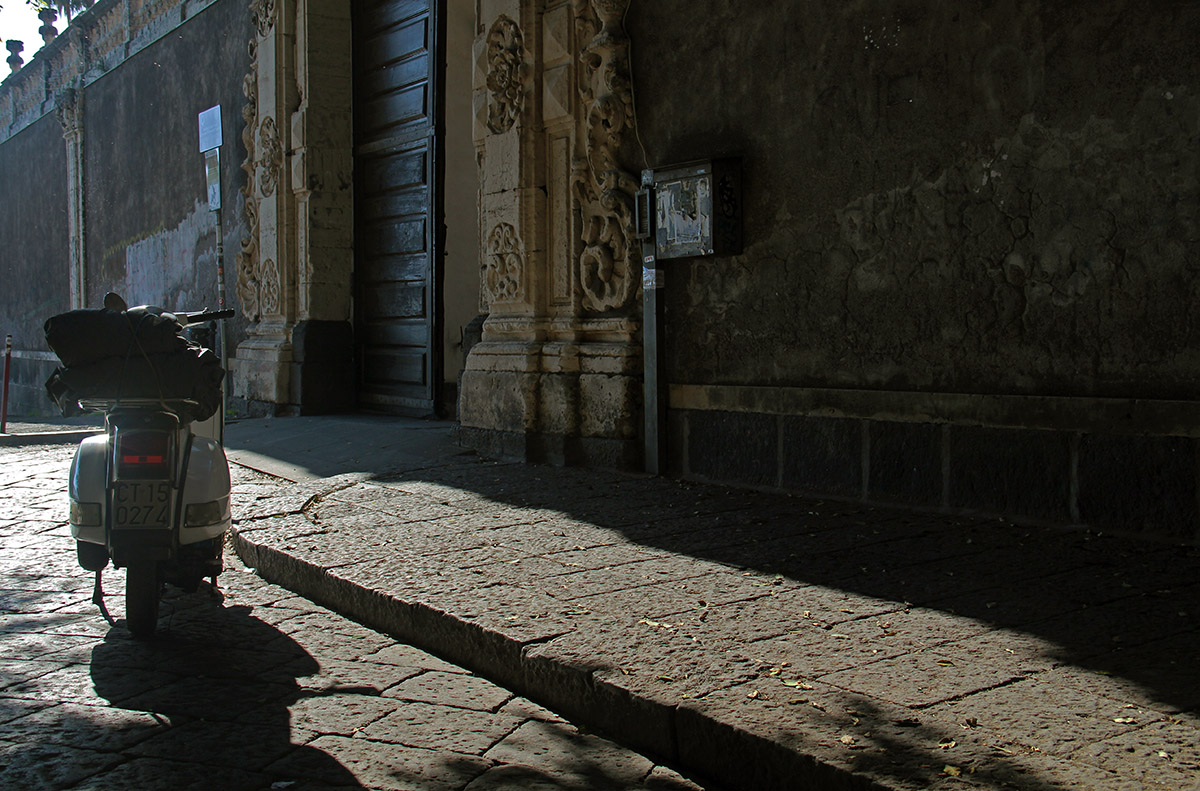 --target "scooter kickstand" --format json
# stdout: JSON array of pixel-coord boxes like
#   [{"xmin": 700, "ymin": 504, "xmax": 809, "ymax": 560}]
[{"xmin": 92, "ymin": 570, "xmax": 115, "ymax": 625}]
